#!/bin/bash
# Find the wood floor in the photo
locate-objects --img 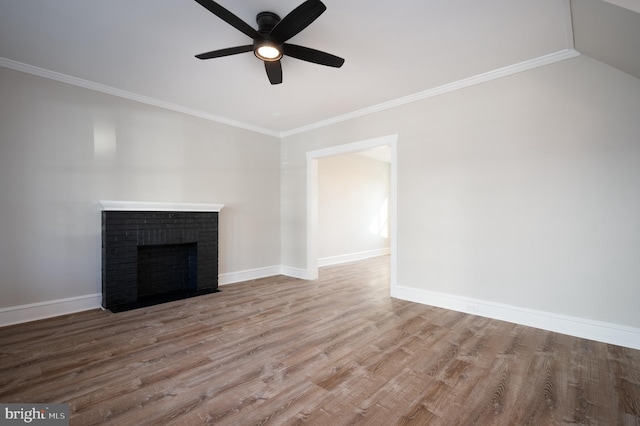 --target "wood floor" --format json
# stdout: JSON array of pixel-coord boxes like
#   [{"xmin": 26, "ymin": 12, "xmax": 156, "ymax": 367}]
[{"xmin": 1, "ymin": 256, "xmax": 639, "ymax": 425}]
